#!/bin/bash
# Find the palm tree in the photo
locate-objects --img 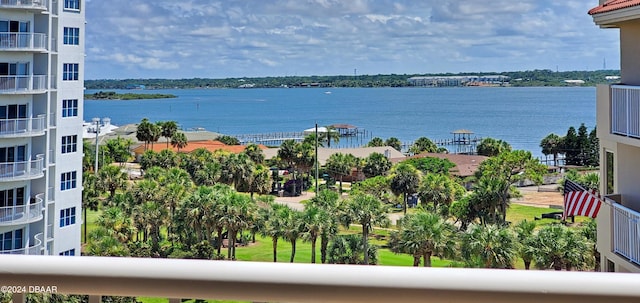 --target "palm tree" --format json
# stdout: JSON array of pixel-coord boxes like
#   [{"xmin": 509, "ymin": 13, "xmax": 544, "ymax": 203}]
[
  {"xmin": 136, "ymin": 118, "xmax": 154, "ymax": 151},
  {"xmin": 159, "ymin": 121, "xmax": 178, "ymax": 149},
  {"xmin": 418, "ymin": 173, "xmax": 464, "ymax": 208},
  {"xmin": 171, "ymin": 131, "xmax": 188, "ymax": 151},
  {"xmin": 366, "ymin": 137, "xmax": 385, "ymax": 147},
  {"xmin": 390, "ymin": 210, "xmax": 456, "ymax": 267},
  {"xmin": 82, "ymin": 172, "xmax": 100, "ymax": 243},
  {"xmin": 302, "ymin": 205, "xmax": 334, "ymax": 263},
  {"xmin": 244, "ymin": 143, "xmax": 265, "ymax": 164},
  {"xmin": 248, "ymin": 164, "xmax": 272, "ymax": 199},
  {"xmin": 389, "ymin": 163, "xmax": 421, "ymax": 214},
  {"xmin": 283, "ymin": 208, "xmax": 304, "ymax": 263},
  {"xmin": 325, "ymin": 153, "xmax": 355, "ymax": 193},
  {"xmin": 327, "ymin": 234, "xmax": 377, "ymax": 265},
  {"xmin": 408, "ymin": 136, "xmax": 437, "ymax": 155},
  {"xmin": 531, "ymin": 224, "xmax": 592, "ymax": 271},
  {"xmin": 461, "ymin": 224, "xmax": 517, "ymax": 269},
  {"xmin": 476, "ymin": 137, "xmax": 512, "ymax": 157},
  {"xmin": 513, "ymin": 220, "xmax": 536, "ymax": 270},
  {"xmin": 149, "ymin": 122, "xmax": 161, "ymax": 149},
  {"xmin": 363, "ymin": 152, "xmax": 392, "ymax": 178},
  {"xmin": 339, "ymin": 194, "xmax": 390, "ymax": 265},
  {"xmin": 321, "ymin": 125, "xmax": 340, "ymax": 148},
  {"xmin": 194, "ymin": 161, "xmax": 222, "ymax": 186},
  {"xmin": 96, "ymin": 165, "xmax": 128, "ymax": 199},
  {"xmin": 219, "ymin": 192, "xmax": 257, "ymax": 260},
  {"xmin": 261, "ymin": 203, "xmax": 291, "ymax": 262},
  {"xmin": 308, "ymin": 189, "xmax": 340, "ymax": 263},
  {"xmin": 540, "ymin": 133, "xmax": 562, "ymax": 166},
  {"xmin": 385, "ymin": 137, "xmax": 402, "ymax": 151}
]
